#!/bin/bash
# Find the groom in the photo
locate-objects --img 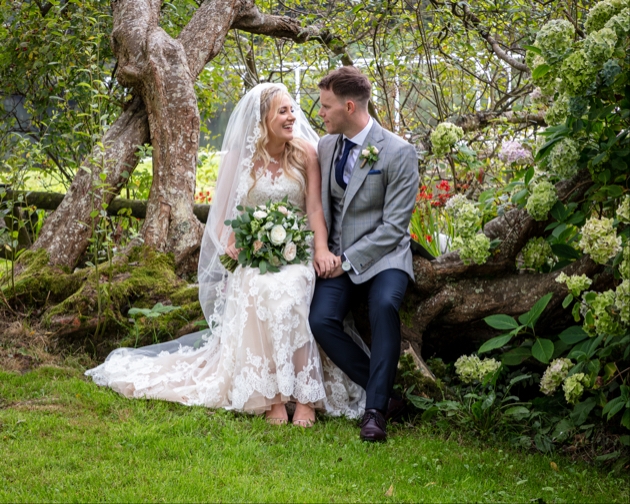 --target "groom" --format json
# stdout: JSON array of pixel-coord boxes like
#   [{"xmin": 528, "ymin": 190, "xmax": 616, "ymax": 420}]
[{"xmin": 309, "ymin": 67, "xmax": 419, "ymax": 442}]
